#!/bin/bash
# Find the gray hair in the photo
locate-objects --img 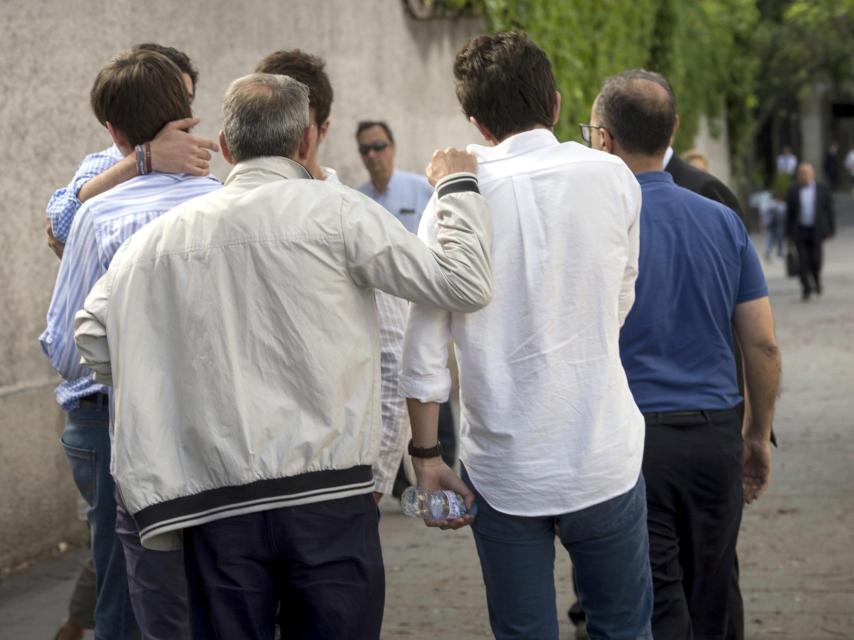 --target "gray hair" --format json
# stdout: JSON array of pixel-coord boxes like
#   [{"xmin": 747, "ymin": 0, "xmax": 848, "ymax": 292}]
[{"xmin": 222, "ymin": 73, "xmax": 309, "ymax": 162}]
